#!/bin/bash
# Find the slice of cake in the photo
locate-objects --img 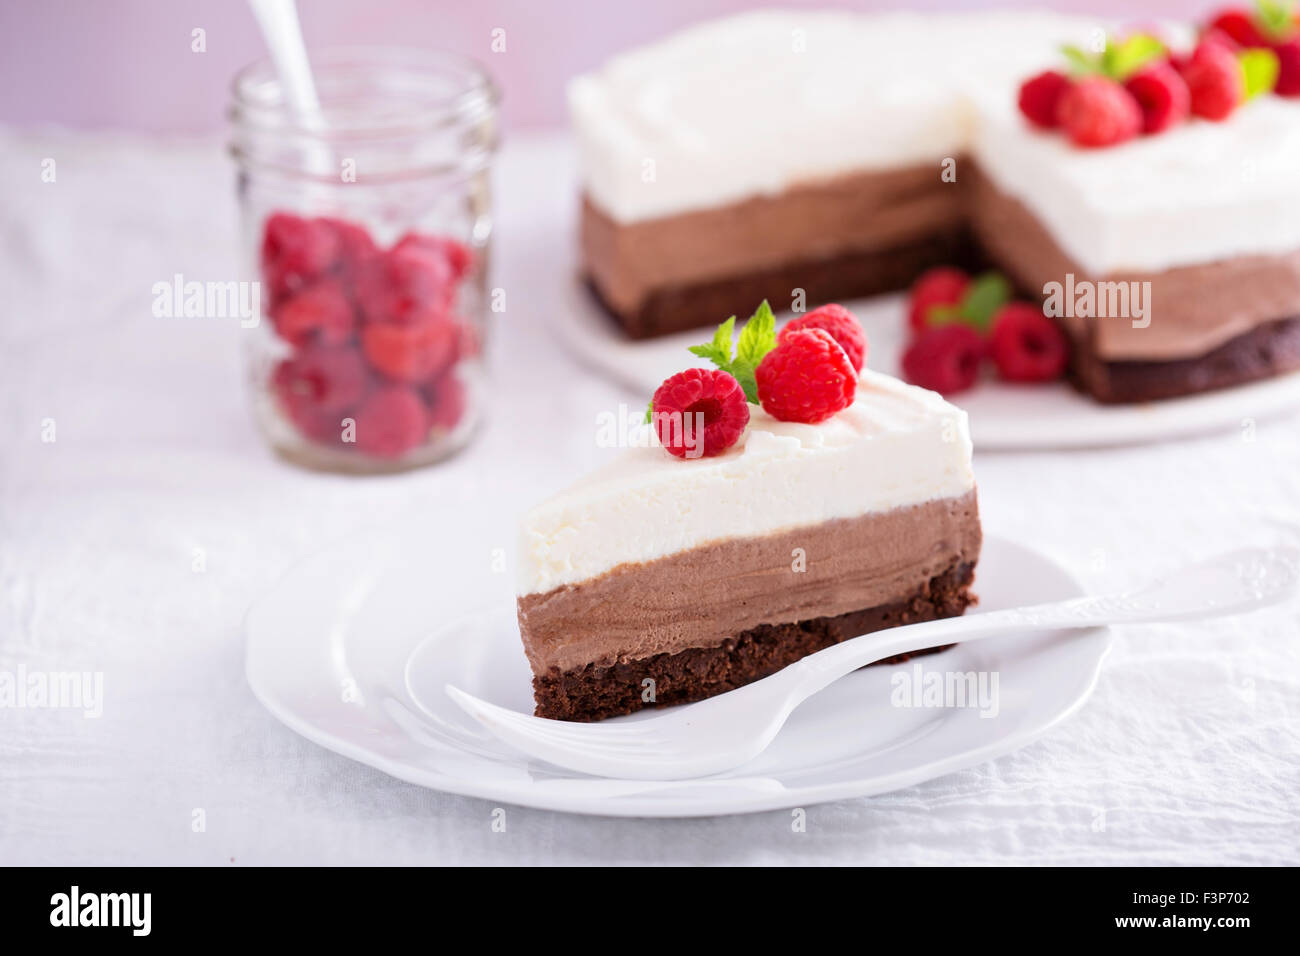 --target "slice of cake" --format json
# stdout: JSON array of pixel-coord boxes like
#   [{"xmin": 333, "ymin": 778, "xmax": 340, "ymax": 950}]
[
  {"xmin": 967, "ymin": 94, "xmax": 1300, "ymax": 403},
  {"xmin": 569, "ymin": 10, "xmax": 1300, "ymax": 403},
  {"xmin": 516, "ymin": 304, "xmax": 980, "ymax": 721}
]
